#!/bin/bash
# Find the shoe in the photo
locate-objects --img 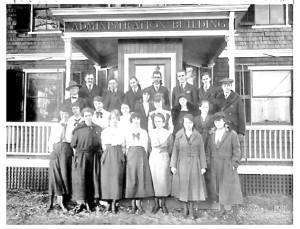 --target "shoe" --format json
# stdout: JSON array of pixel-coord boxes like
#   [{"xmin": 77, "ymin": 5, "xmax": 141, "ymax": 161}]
[
  {"xmin": 183, "ymin": 202, "xmax": 189, "ymax": 219},
  {"xmin": 73, "ymin": 204, "xmax": 85, "ymax": 214},
  {"xmin": 129, "ymin": 200, "xmax": 137, "ymax": 214},
  {"xmin": 161, "ymin": 198, "xmax": 169, "ymax": 215},
  {"xmin": 189, "ymin": 201, "xmax": 196, "ymax": 220},
  {"xmin": 112, "ymin": 201, "xmax": 117, "ymax": 214},
  {"xmin": 104, "ymin": 203, "xmax": 112, "ymax": 213},
  {"xmin": 136, "ymin": 200, "xmax": 145, "ymax": 214}
]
